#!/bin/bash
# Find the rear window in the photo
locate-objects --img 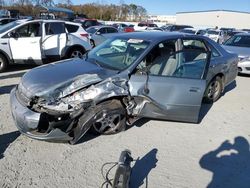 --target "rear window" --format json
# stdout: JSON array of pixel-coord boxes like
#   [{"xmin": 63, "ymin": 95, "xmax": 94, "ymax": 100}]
[
  {"xmin": 180, "ymin": 29, "xmax": 196, "ymax": 34},
  {"xmin": 0, "ymin": 19, "xmax": 9, "ymax": 25},
  {"xmin": 65, "ymin": 24, "xmax": 79, "ymax": 33},
  {"xmin": 224, "ymin": 35, "xmax": 250, "ymax": 47},
  {"xmin": 207, "ymin": 30, "xmax": 219, "ymax": 35},
  {"xmin": 84, "ymin": 20, "xmax": 98, "ymax": 28},
  {"xmin": 45, "ymin": 22, "xmax": 65, "ymax": 35},
  {"xmin": 86, "ymin": 27, "xmax": 98, "ymax": 34},
  {"xmin": 138, "ymin": 23, "xmax": 146, "ymax": 27}
]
